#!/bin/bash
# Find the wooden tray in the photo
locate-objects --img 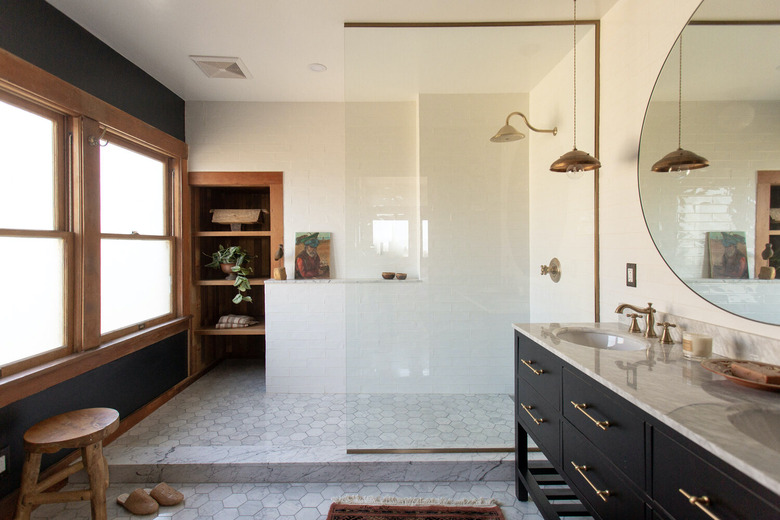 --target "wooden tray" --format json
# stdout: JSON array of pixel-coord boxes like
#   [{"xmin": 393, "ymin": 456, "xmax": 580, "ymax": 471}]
[{"xmin": 701, "ymin": 359, "xmax": 780, "ymax": 392}]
